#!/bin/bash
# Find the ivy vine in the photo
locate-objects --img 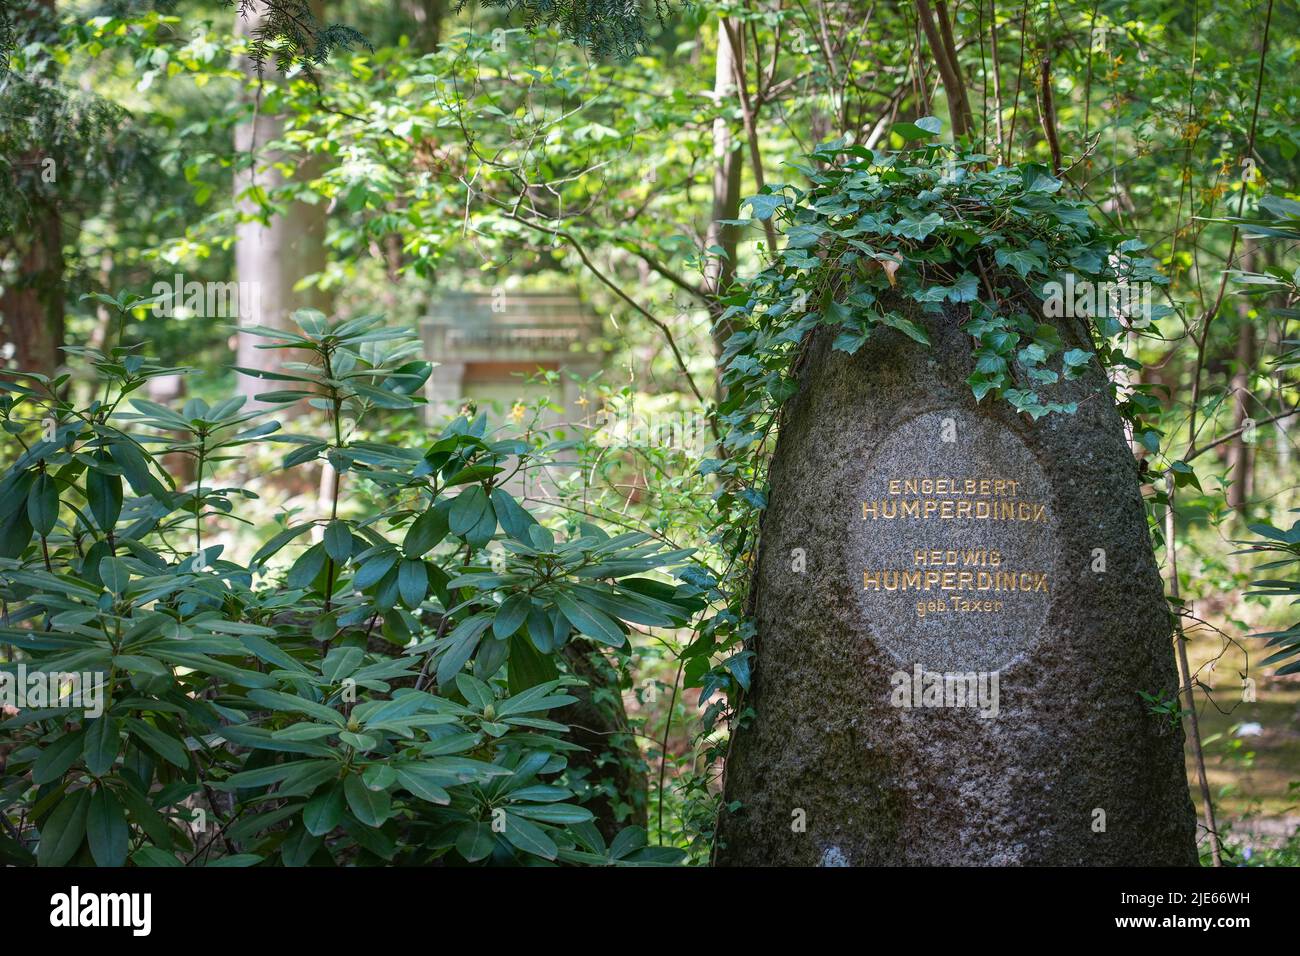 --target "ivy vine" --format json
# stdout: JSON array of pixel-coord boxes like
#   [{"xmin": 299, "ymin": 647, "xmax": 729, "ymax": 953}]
[{"xmin": 686, "ymin": 130, "xmax": 1173, "ymax": 743}]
